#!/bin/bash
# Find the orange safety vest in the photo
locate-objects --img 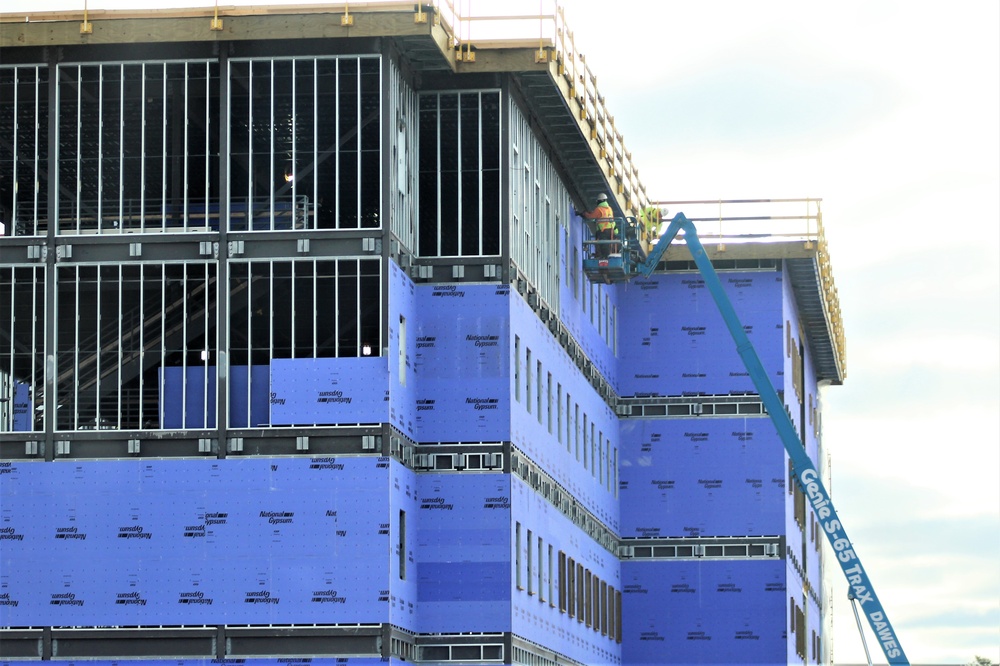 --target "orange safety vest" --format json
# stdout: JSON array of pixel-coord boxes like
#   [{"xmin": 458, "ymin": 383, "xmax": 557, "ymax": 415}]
[{"xmin": 594, "ymin": 202, "xmax": 615, "ymax": 231}]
